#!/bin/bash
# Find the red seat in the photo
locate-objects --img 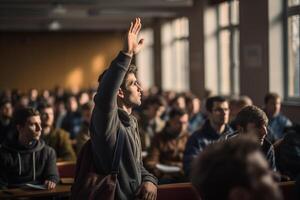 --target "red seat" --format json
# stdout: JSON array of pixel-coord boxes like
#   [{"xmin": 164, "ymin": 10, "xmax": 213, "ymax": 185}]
[
  {"xmin": 157, "ymin": 183, "xmax": 199, "ymax": 200},
  {"xmin": 56, "ymin": 161, "xmax": 76, "ymax": 178}
]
